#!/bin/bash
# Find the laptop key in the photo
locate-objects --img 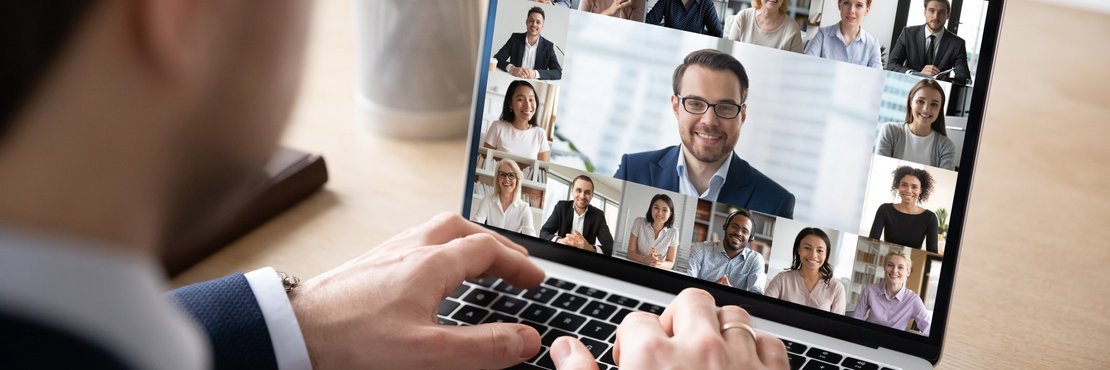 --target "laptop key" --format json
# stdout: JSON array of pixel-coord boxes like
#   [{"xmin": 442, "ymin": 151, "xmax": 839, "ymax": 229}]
[
  {"xmin": 526, "ymin": 345, "xmax": 547, "ymax": 365},
  {"xmin": 484, "ymin": 312, "xmax": 519, "ymax": 323},
  {"xmin": 552, "ymin": 292, "xmax": 588, "ymax": 312},
  {"xmin": 448, "ymin": 284, "xmax": 469, "ymax": 298},
  {"xmin": 575, "ymin": 285, "xmax": 608, "ymax": 299},
  {"xmin": 787, "ymin": 353, "xmax": 806, "ymax": 370},
  {"xmin": 550, "ymin": 311, "xmax": 588, "ymax": 332},
  {"xmin": 781, "ymin": 339, "xmax": 808, "ymax": 354},
  {"xmin": 535, "ymin": 351, "xmax": 556, "ymax": 369},
  {"xmin": 600, "ymin": 347, "xmax": 615, "ymax": 366},
  {"xmin": 462, "ymin": 288, "xmax": 500, "ymax": 307},
  {"xmin": 544, "ymin": 277, "xmax": 577, "ymax": 290},
  {"xmin": 606, "ymin": 293, "xmax": 640, "ymax": 308},
  {"xmin": 578, "ymin": 319, "xmax": 617, "ymax": 341},
  {"xmin": 523, "ymin": 286, "xmax": 558, "ymax": 304},
  {"xmin": 581, "ymin": 300, "xmax": 617, "ymax": 320},
  {"xmin": 494, "ymin": 281, "xmax": 524, "ymax": 295},
  {"xmin": 506, "ymin": 363, "xmax": 545, "ymax": 370},
  {"xmin": 438, "ymin": 299, "xmax": 460, "ymax": 317},
  {"xmin": 610, "ymin": 308, "xmax": 634, "ymax": 325},
  {"xmin": 436, "ymin": 317, "xmax": 458, "ymax": 326},
  {"xmin": 639, "ymin": 302, "xmax": 665, "ymax": 315},
  {"xmin": 841, "ymin": 356, "xmax": 878, "ymax": 370},
  {"xmin": 801, "ymin": 359, "xmax": 838, "ymax": 370},
  {"xmin": 491, "ymin": 296, "xmax": 529, "ymax": 315},
  {"xmin": 804, "ymin": 347, "xmax": 843, "ymax": 365},
  {"xmin": 451, "ymin": 305, "xmax": 489, "ymax": 325},
  {"xmin": 521, "ymin": 304, "xmax": 557, "ymax": 324},
  {"xmin": 521, "ymin": 320, "xmax": 548, "ymax": 336},
  {"xmin": 579, "ymin": 336, "xmax": 609, "ymax": 359},
  {"xmin": 541, "ymin": 328, "xmax": 576, "ymax": 347}
]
